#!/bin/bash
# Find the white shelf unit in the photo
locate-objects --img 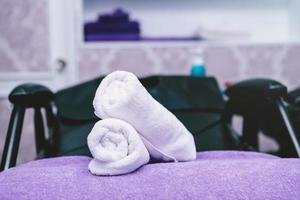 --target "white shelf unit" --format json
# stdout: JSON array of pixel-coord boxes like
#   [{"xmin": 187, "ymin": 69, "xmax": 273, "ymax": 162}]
[{"xmin": 79, "ymin": 0, "xmax": 300, "ymax": 47}]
